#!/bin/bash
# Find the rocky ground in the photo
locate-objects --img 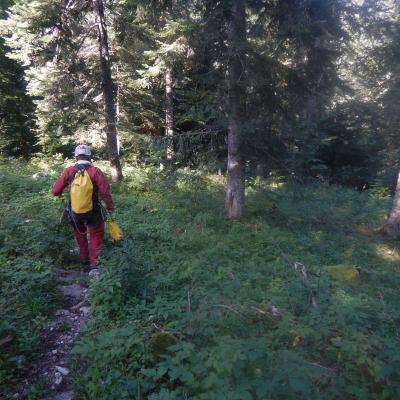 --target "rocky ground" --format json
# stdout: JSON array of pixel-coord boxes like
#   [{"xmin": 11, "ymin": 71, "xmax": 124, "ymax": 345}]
[{"xmin": 12, "ymin": 267, "xmax": 100, "ymax": 400}]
